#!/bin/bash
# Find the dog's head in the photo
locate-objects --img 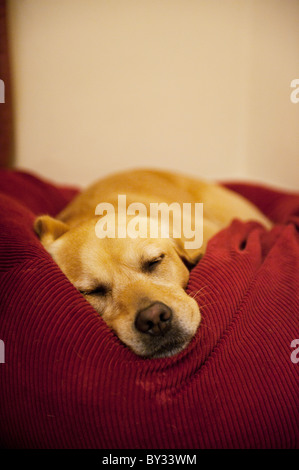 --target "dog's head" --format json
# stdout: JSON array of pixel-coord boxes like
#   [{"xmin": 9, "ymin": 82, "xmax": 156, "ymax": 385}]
[{"xmin": 34, "ymin": 214, "xmax": 201, "ymax": 358}]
